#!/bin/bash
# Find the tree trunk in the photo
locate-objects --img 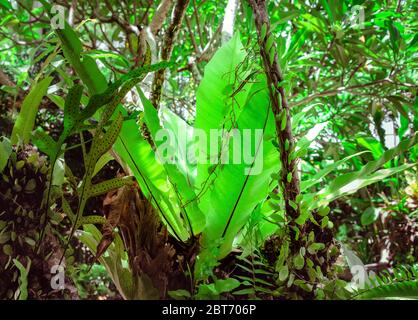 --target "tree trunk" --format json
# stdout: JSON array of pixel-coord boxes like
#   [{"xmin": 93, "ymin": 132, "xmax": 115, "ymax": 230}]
[
  {"xmin": 249, "ymin": 2, "xmax": 341, "ymax": 299},
  {"xmin": 0, "ymin": 70, "xmax": 14, "ymax": 87},
  {"xmin": 248, "ymin": 0, "xmax": 301, "ymax": 224}
]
